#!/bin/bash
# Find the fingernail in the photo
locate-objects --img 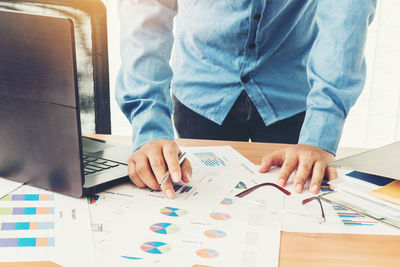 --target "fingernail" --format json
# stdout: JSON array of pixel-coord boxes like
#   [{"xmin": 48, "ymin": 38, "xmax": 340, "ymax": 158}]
[
  {"xmin": 295, "ymin": 184, "xmax": 302, "ymax": 193},
  {"xmin": 185, "ymin": 171, "xmax": 191, "ymax": 182},
  {"xmin": 171, "ymin": 171, "xmax": 180, "ymax": 183},
  {"xmin": 278, "ymin": 178, "xmax": 285, "ymax": 187},
  {"xmin": 311, "ymin": 185, "xmax": 318, "ymax": 194},
  {"xmin": 166, "ymin": 189, "xmax": 174, "ymax": 199}
]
